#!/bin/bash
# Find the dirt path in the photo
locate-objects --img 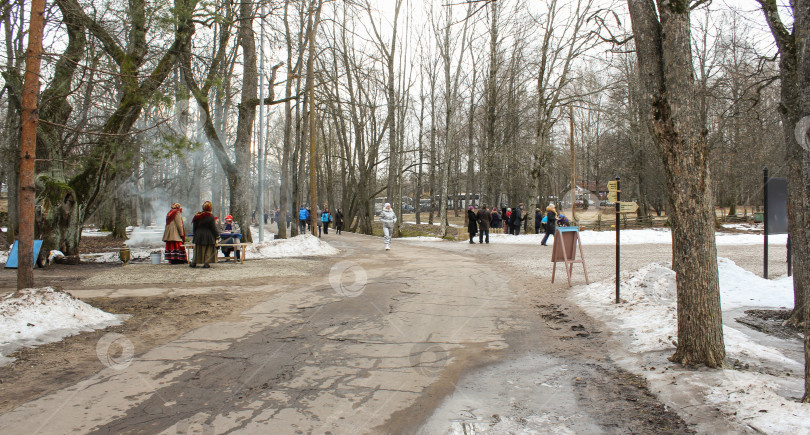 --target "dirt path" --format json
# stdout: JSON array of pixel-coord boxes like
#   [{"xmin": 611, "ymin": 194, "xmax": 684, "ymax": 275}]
[{"xmin": 0, "ymin": 232, "xmax": 732, "ymax": 433}]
